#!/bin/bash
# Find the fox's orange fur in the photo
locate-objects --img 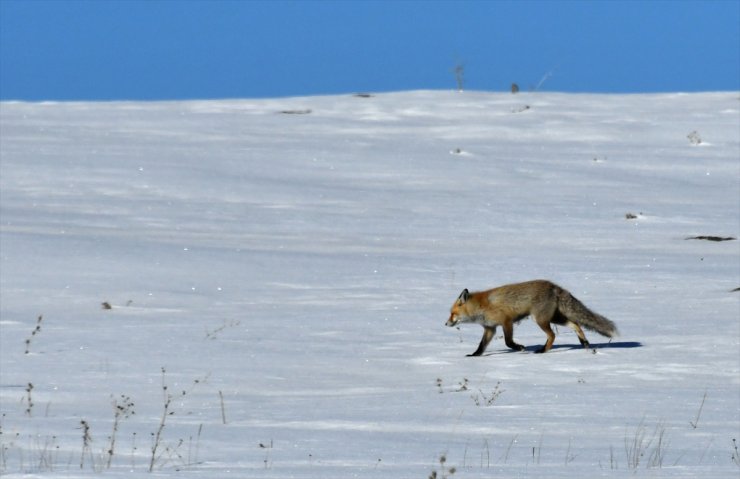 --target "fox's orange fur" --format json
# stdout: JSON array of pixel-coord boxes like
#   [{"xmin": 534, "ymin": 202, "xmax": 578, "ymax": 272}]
[{"xmin": 446, "ymin": 280, "xmax": 618, "ymax": 355}]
